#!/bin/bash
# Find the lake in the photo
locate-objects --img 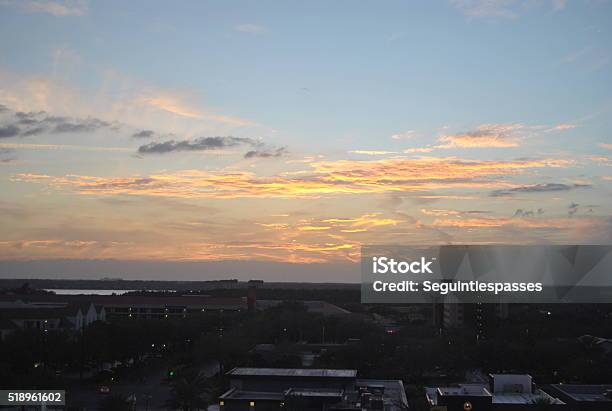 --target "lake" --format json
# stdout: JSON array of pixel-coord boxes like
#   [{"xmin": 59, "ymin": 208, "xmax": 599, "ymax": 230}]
[{"xmin": 45, "ymin": 289, "xmax": 137, "ymax": 295}]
